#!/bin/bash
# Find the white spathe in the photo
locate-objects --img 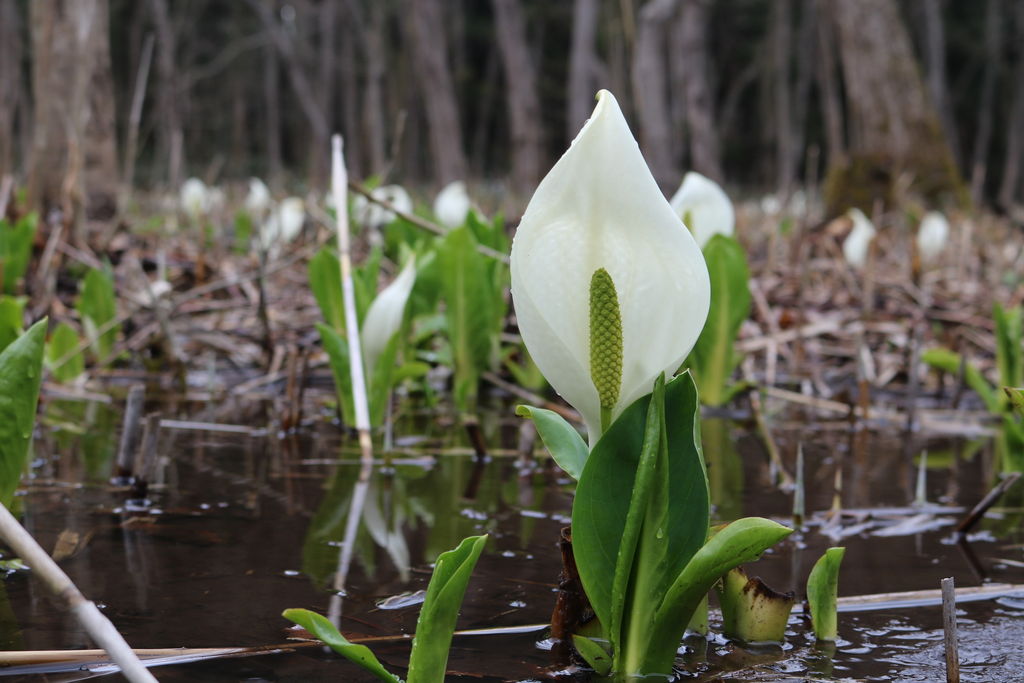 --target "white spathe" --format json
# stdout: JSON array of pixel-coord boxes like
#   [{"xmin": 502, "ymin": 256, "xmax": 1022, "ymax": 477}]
[
  {"xmin": 180, "ymin": 177, "xmax": 209, "ymax": 219},
  {"xmin": 669, "ymin": 171, "xmax": 735, "ymax": 248},
  {"xmin": 433, "ymin": 180, "xmax": 472, "ymax": 228},
  {"xmin": 260, "ymin": 197, "xmax": 306, "ymax": 253},
  {"xmin": 917, "ymin": 211, "xmax": 949, "ymax": 263},
  {"xmin": 361, "ymin": 258, "xmax": 417, "ymax": 383},
  {"xmin": 510, "ymin": 90, "xmax": 711, "ymax": 443},
  {"xmin": 842, "ymin": 208, "xmax": 877, "ymax": 269},
  {"xmin": 353, "ymin": 185, "xmax": 414, "ymax": 229},
  {"xmin": 245, "ymin": 178, "xmax": 272, "ymax": 217}
]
